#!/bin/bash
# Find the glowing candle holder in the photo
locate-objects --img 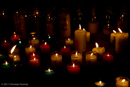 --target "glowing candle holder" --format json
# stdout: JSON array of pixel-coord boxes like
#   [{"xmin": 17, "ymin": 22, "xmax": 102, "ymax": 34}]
[
  {"xmin": 29, "ymin": 53, "xmax": 39, "ymax": 60},
  {"xmin": 67, "ymin": 63, "xmax": 80, "ymax": 74},
  {"xmin": 10, "ymin": 32, "xmax": 20, "ymax": 43},
  {"xmin": 25, "ymin": 45, "xmax": 36, "ymax": 56},
  {"xmin": 95, "ymin": 80, "xmax": 105, "ymax": 87},
  {"xmin": 2, "ymin": 61, "xmax": 10, "ymax": 69},
  {"xmin": 71, "ymin": 51, "xmax": 82, "ymax": 64},
  {"xmin": 65, "ymin": 38, "xmax": 74, "ymax": 46},
  {"xmin": 29, "ymin": 58, "xmax": 40, "ymax": 67},
  {"xmin": 1, "ymin": 39, "xmax": 11, "ymax": 49},
  {"xmin": 103, "ymin": 52, "xmax": 114, "ymax": 63},
  {"xmin": 40, "ymin": 42, "xmax": 50, "ymax": 53},
  {"xmin": 116, "ymin": 76, "xmax": 129, "ymax": 87},
  {"xmin": 30, "ymin": 36, "xmax": 39, "ymax": 48},
  {"xmin": 86, "ymin": 51, "xmax": 97, "ymax": 65},
  {"xmin": 45, "ymin": 68, "xmax": 55, "ymax": 75}
]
